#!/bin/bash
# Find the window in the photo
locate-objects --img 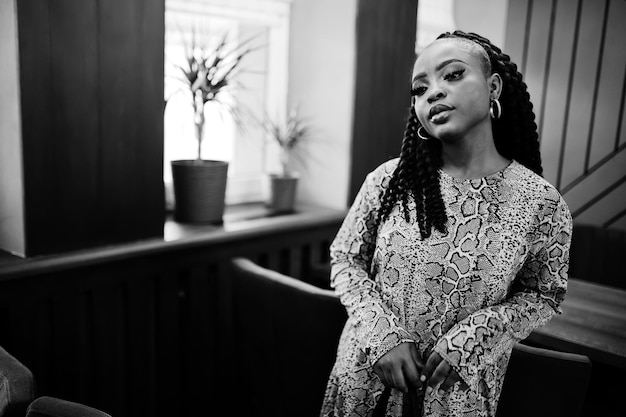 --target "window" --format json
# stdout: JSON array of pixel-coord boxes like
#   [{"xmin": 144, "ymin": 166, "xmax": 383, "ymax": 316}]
[{"xmin": 164, "ymin": 0, "xmax": 292, "ymax": 208}]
